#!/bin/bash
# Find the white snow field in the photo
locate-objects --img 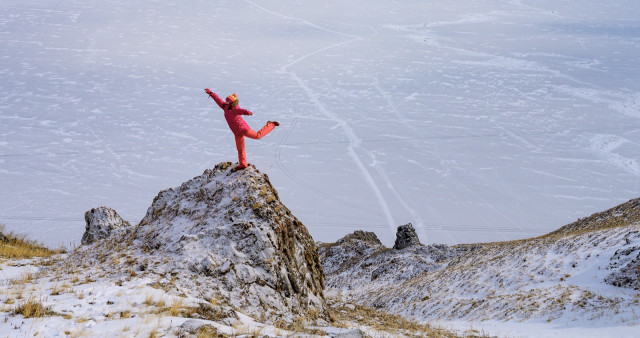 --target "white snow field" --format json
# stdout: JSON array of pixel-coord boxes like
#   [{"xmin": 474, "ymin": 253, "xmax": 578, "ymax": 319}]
[{"xmin": 1, "ymin": 0, "xmax": 640, "ymax": 248}]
